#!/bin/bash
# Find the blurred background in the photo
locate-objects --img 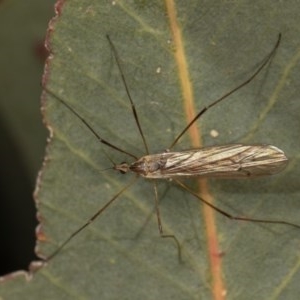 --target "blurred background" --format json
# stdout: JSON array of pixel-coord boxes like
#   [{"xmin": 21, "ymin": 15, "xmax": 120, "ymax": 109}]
[{"xmin": 0, "ymin": 0, "xmax": 55, "ymax": 275}]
